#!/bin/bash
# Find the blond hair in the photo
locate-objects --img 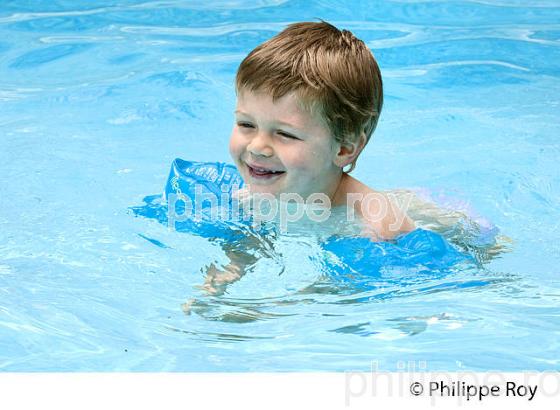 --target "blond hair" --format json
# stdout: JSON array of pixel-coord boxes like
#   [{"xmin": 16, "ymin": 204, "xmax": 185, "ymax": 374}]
[{"xmin": 235, "ymin": 21, "xmax": 383, "ymax": 172}]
